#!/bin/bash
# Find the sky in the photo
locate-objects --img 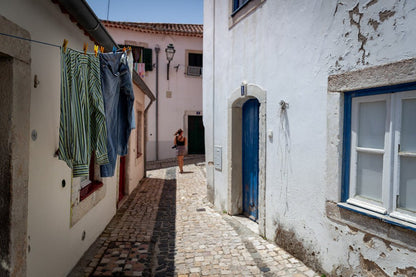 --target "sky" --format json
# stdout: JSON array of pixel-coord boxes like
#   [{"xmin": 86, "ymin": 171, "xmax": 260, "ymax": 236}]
[{"xmin": 86, "ymin": 0, "xmax": 203, "ymax": 24}]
